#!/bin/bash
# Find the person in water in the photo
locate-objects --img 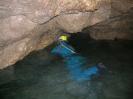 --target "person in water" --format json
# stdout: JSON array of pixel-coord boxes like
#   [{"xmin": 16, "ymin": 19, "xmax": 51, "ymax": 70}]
[{"xmin": 51, "ymin": 35, "xmax": 106, "ymax": 82}]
